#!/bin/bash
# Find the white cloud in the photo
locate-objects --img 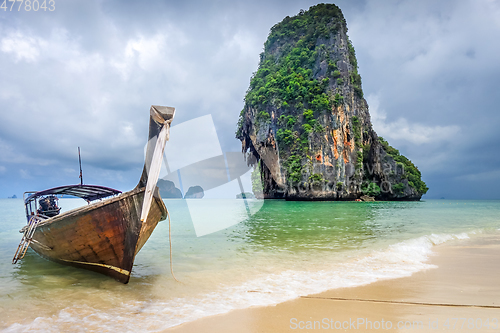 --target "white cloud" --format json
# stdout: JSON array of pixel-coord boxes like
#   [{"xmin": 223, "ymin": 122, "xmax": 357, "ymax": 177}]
[
  {"xmin": 367, "ymin": 94, "xmax": 460, "ymax": 145},
  {"xmin": 126, "ymin": 34, "xmax": 165, "ymax": 71},
  {"xmin": 0, "ymin": 32, "xmax": 45, "ymax": 63},
  {"xmin": 108, "ymin": 121, "xmax": 142, "ymax": 149},
  {"xmin": 0, "ymin": 166, "xmax": 6, "ymax": 174},
  {"xmin": 111, "ymin": 30, "xmax": 189, "ymax": 81},
  {"xmin": 111, "ymin": 34, "xmax": 167, "ymax": 79},
  {"xmin": 1, "ymin": 28, "xmax": 105, "ymax": 71}
]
